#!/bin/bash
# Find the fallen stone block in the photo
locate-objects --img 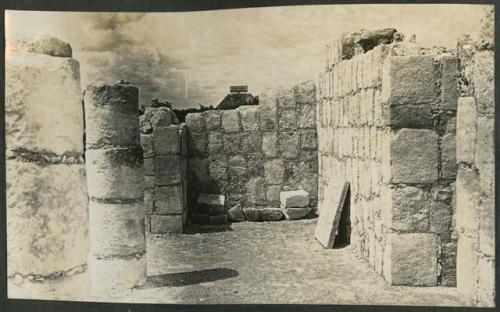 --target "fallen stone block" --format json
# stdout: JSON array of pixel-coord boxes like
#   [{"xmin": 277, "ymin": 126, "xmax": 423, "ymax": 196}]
[
  {"xmin": 228, "ymin": 203, "xmax": 245, "ymax": 222},
  {"xmin": 280, "ymin": 190, "xmax": 310, "ymax": 208},
  {"xmin": 282, "ymin": 207, "xmax": 311, "ymax": 220},
  {"xmin": 243, "ymin": 208, "xmax": 261, "ymax": 222},
  {"xmin": 260, "ymin": 208, "xmax": 284, "ymax": 221}
]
